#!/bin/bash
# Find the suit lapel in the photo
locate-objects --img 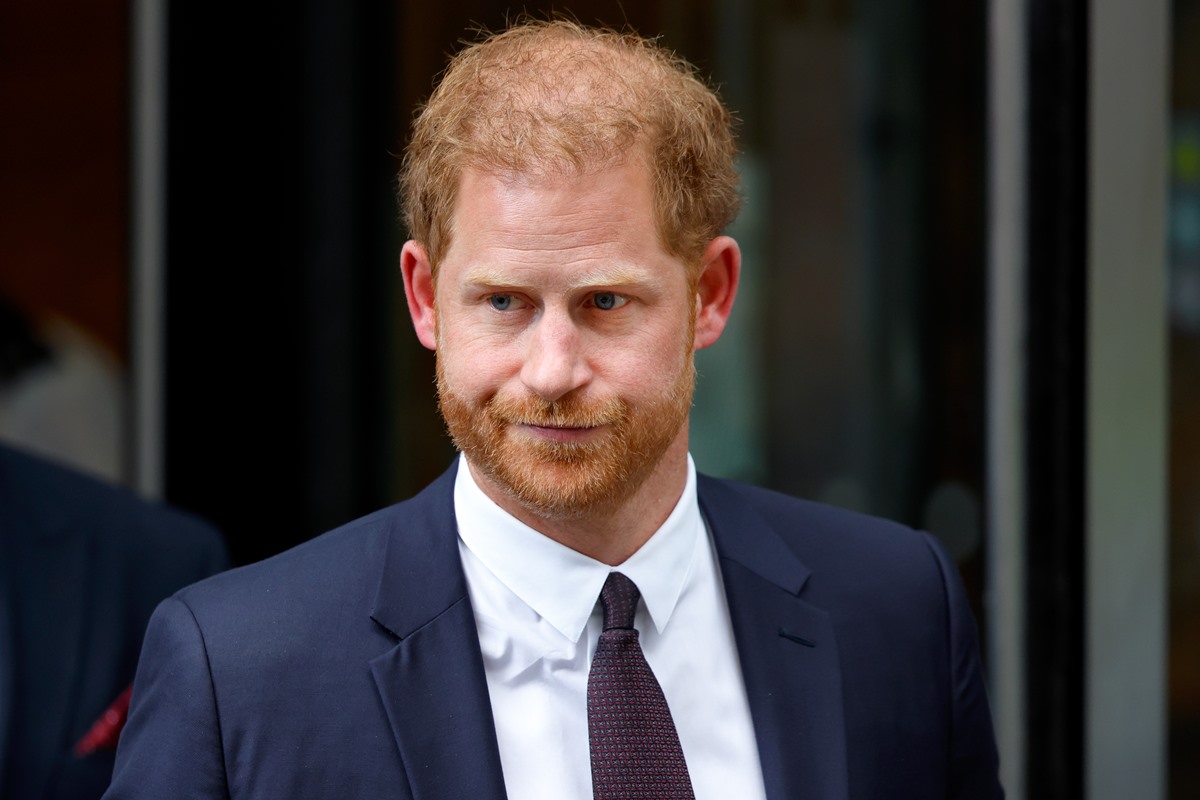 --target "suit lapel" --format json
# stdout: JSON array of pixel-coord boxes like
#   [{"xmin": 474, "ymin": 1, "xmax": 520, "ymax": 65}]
[
  {"xmin": 700, "ymin": 476, "xmax": 849, "ymax": 800},
  {"xmin": 367, "ymin": 467, "xmax": 508, "ymax": 800},
  {"xmin": 364, "ymin": 466, "xmax": 852, "ymax": 800}
]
